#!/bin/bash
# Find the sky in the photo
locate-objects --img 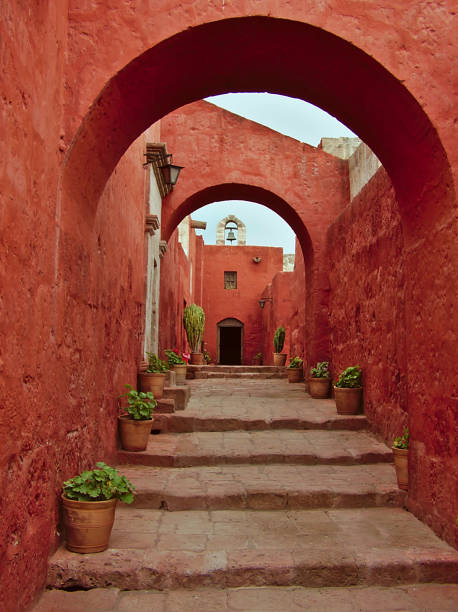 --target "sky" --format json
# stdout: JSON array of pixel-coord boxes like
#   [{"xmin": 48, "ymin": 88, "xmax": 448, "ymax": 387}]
[{"xmin": 190, "ymin": 93, "xmax": 357, "ymax": 253}]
